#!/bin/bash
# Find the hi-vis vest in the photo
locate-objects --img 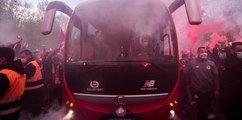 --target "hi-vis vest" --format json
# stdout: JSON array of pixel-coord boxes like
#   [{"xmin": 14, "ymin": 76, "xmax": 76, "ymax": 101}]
[
  {"xmin": 0, "ymin": 69, "xmax": 26, "ymax": 116},
  {"xmin": 25, "ymin": 60, "xmax": 44, "ymax": 90}
]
